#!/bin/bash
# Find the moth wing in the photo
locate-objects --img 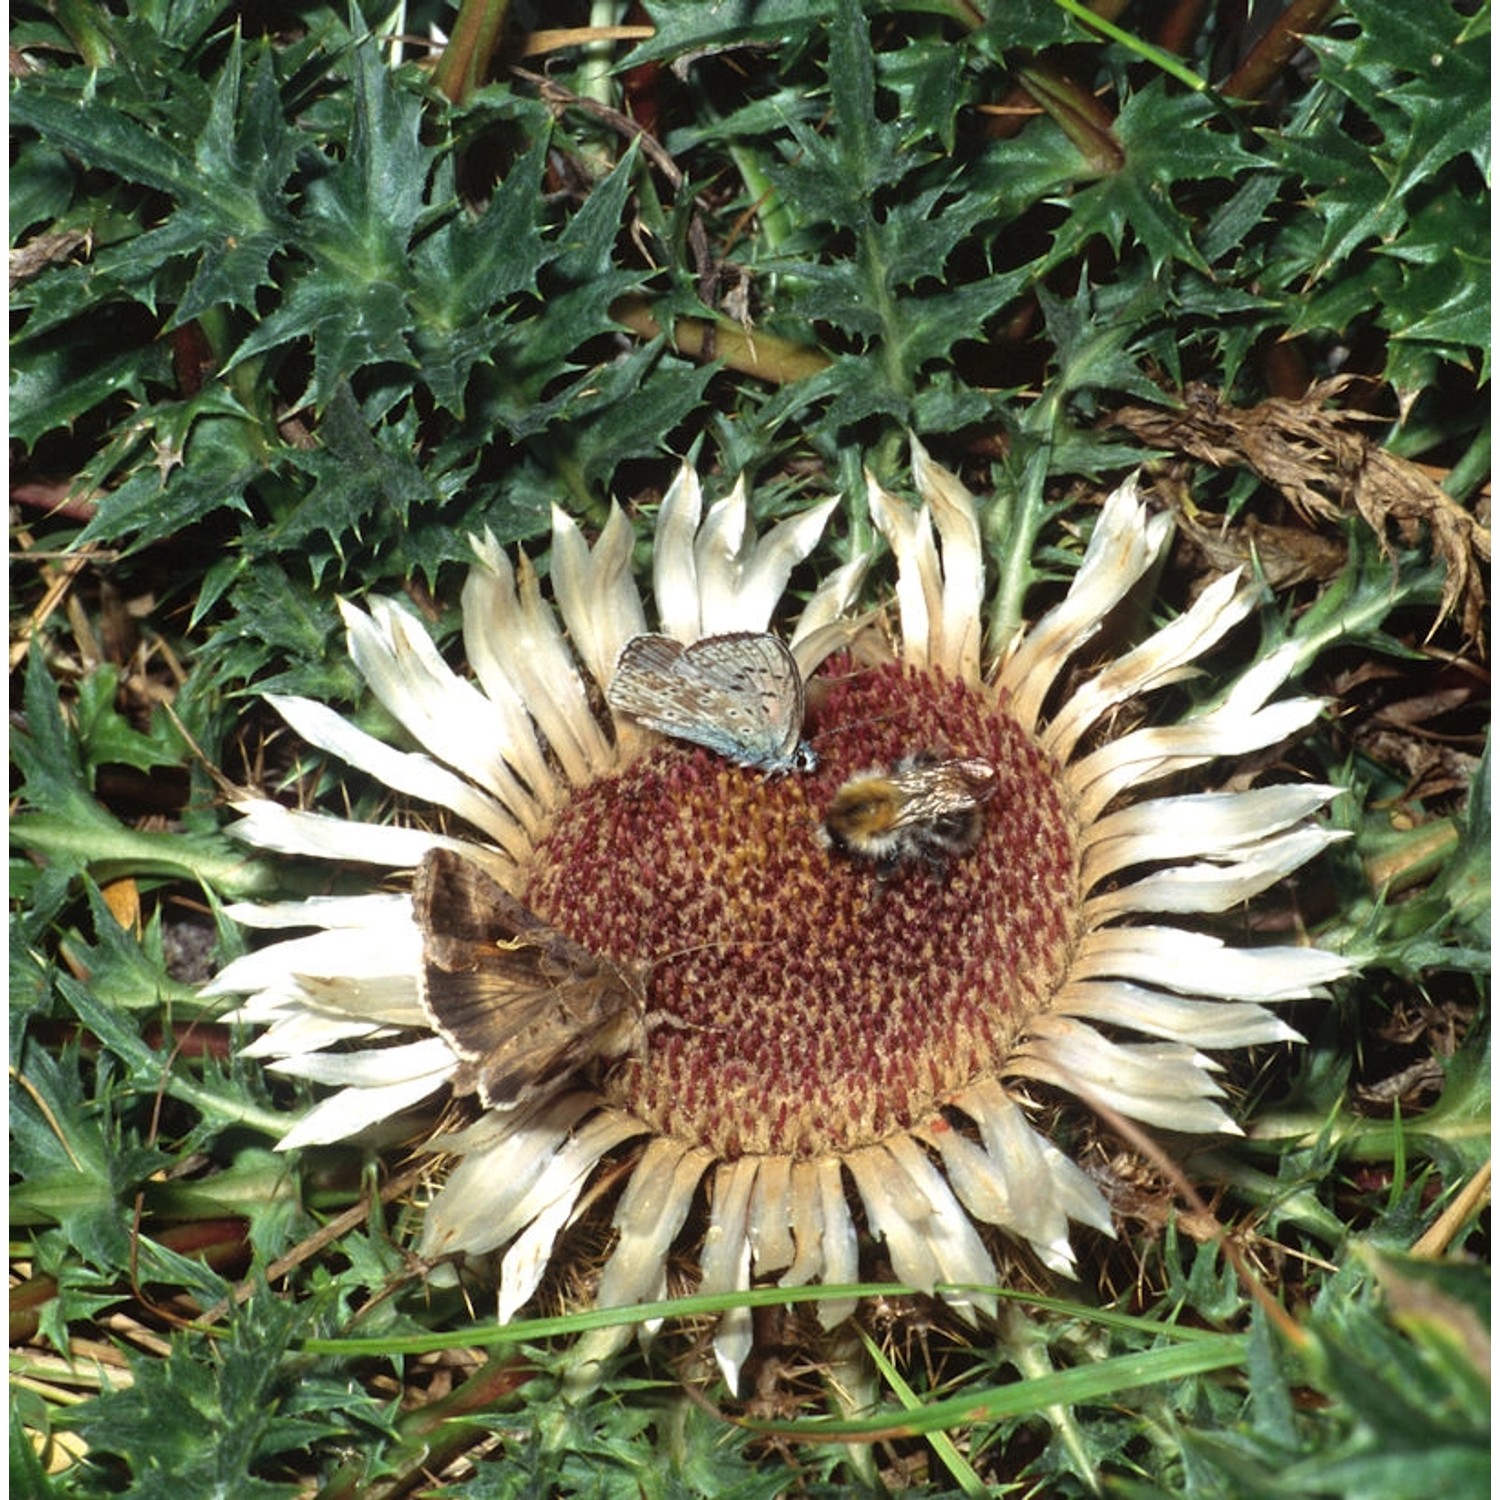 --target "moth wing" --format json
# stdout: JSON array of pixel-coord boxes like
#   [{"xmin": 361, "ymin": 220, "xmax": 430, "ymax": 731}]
[
  {"xmin": 413, "ymin": 850, "xmax": 646, "ymax": 1108},
  {"xmin": 414, "ymin": 848, "xmax": 575, "ymax": 1063},
  {"xmin": 413, "ymin": 847, "xmax": 546, "ymax": 967},
  {"xmin": 423, "ymin": 969, "xmax": 640, "ymax": 1108}
]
